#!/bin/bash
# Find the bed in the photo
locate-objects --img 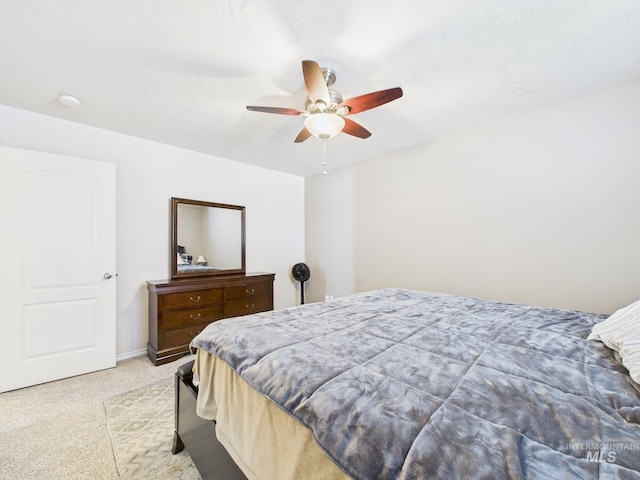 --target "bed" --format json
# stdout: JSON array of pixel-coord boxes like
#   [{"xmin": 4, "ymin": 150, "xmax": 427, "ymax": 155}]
[{"xmin": 174, "ymin": 288, "xmax": 640, "ymax": 479}]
